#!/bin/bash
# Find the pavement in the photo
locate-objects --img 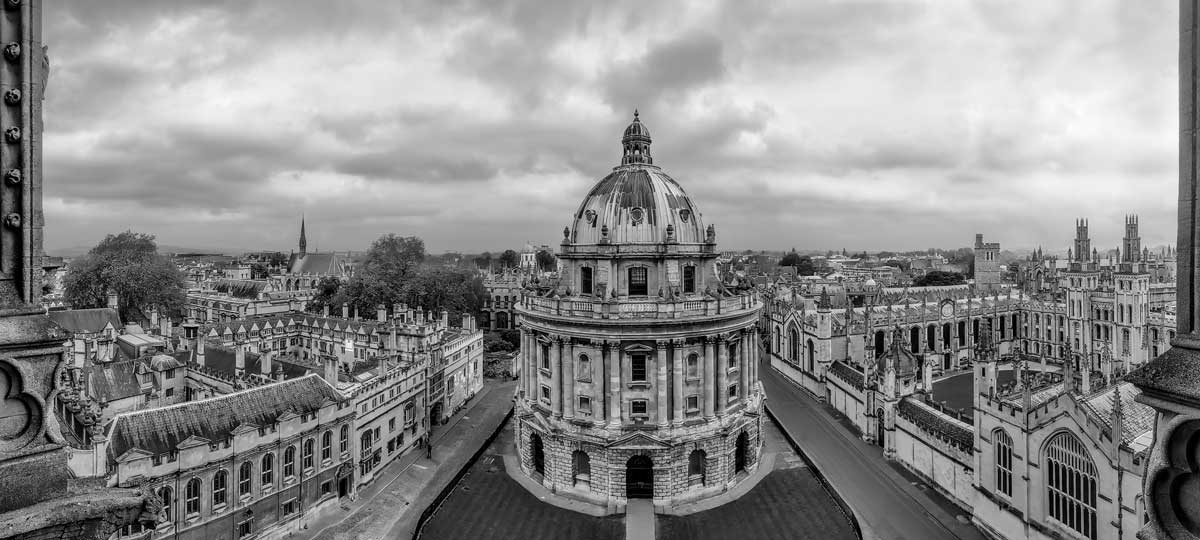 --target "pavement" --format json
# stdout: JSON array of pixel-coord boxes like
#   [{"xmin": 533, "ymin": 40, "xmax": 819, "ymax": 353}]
[
  {"xmin": 298, "ymin": 379, "xmax": 517, "ymax": 540},
  {"xmin": 626, "ymin": 500, "xmax": 655, "ymax": 540},
  {"xmin": 761, "ymin": 354, "xmax": 987, "ymax": 540}
]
